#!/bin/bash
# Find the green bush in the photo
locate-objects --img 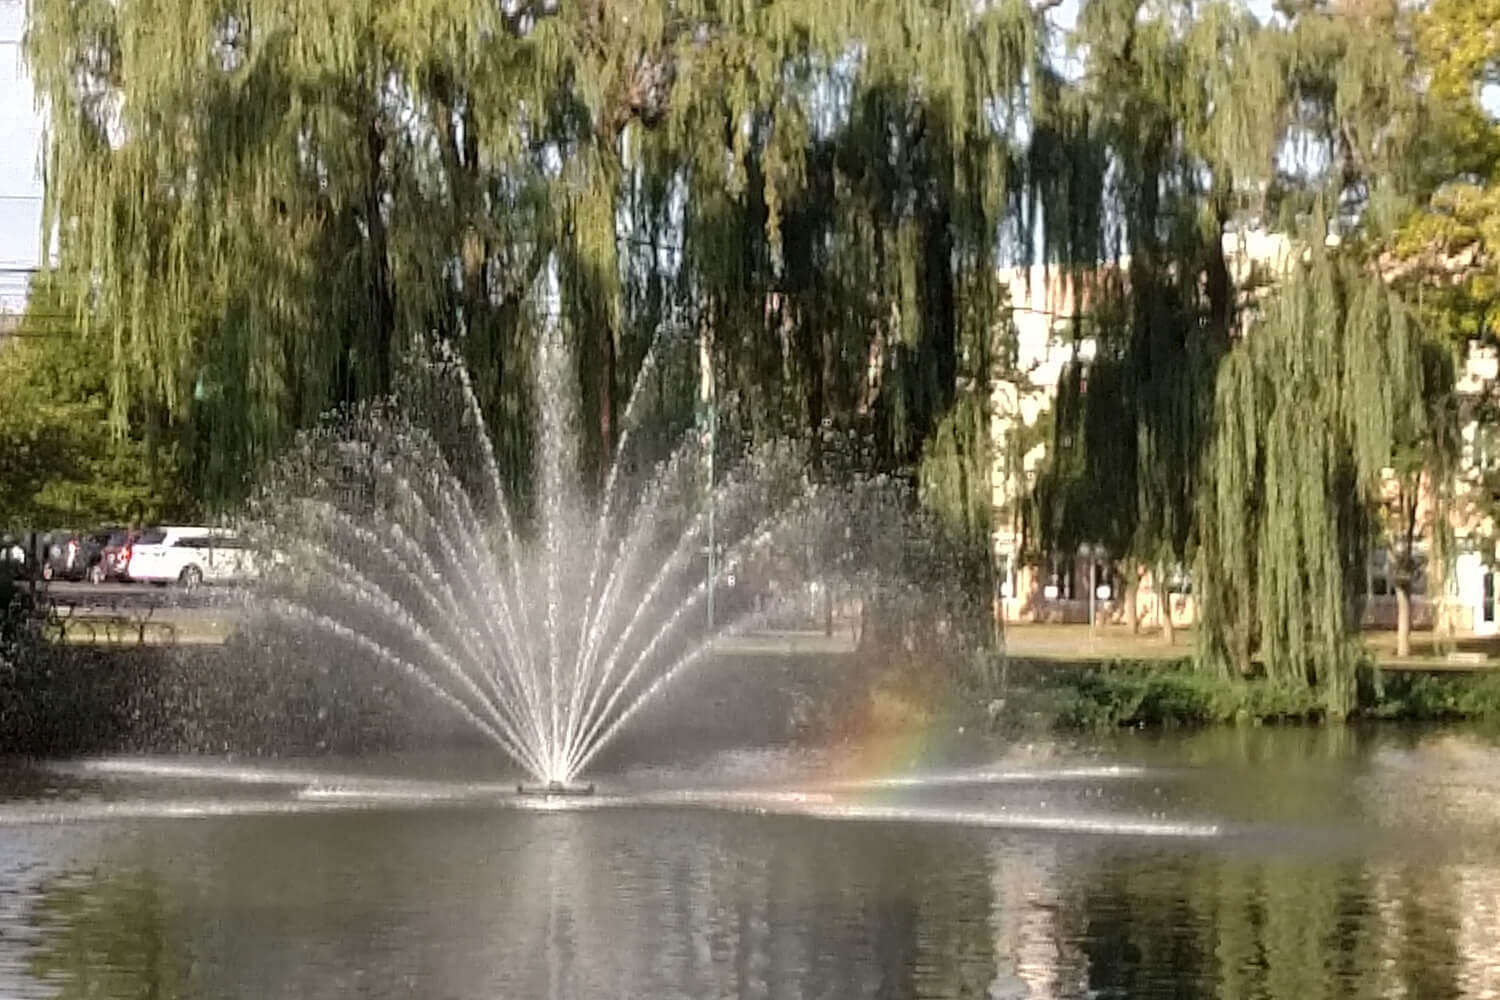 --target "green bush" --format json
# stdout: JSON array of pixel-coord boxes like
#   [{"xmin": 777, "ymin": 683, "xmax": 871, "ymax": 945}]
[
  {"xmin": 980, "ymin": 654, "xmax": 1500, "ymax": 733},
  {"xmin": 1367, "ymin": 671, "xmax": 1500, "ymax": 721},
  {"xmin": 0, "ymin": 574, "xmax": 40, "ymax": 661},
  {"xmin": 984, "ymin": 663, "xmax": 1330, "ymax": 733}
]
